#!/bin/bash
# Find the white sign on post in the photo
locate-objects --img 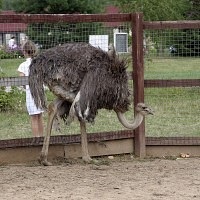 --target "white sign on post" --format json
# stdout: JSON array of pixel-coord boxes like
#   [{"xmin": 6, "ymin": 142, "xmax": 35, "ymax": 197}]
[{"xmin": 89, "ymin": 35, "xmax": 109, "ymax": 51}]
